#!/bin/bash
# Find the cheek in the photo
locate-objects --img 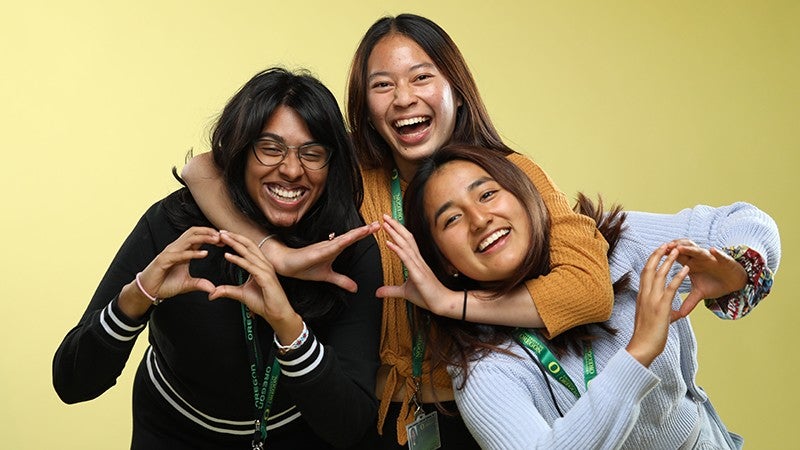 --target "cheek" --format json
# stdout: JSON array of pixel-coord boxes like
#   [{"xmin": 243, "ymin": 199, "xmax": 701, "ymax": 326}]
[
  {"xmin": 367, "ymin": 93, "xmax": 385, "ymax": 119},
  {"xmin": 436, "ymin": 93, "xmax": 458, "ymax": 126},
  {"xmin": 308, "ymin": 169, "xmax": 329, "ymax": 196},
  {"xmin": 431, "ymin": 232, "xmax": 462, "ymax": 268},
  {"xmin": 244, "ymin": 158, "xmax": 262, "ymax": 198}
]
